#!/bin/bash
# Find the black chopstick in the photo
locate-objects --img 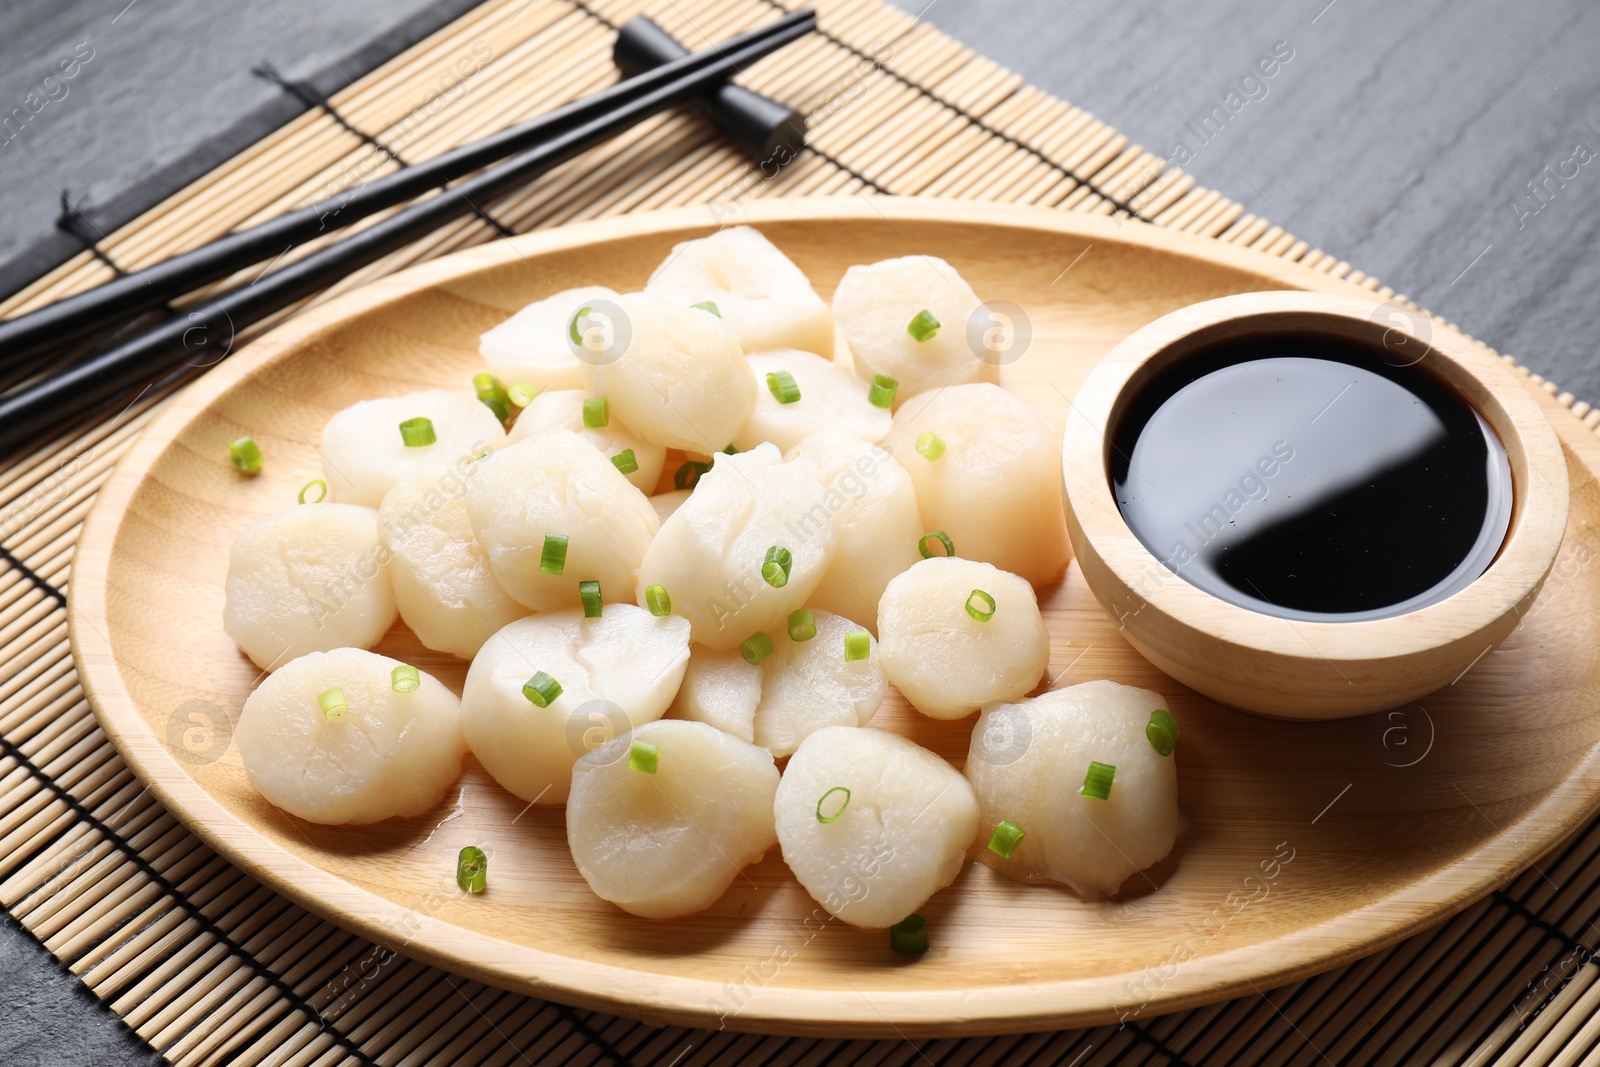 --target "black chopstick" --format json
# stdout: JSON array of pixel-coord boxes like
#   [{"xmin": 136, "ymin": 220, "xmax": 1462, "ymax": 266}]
[
  {"xmin": 0, "ymin": 11, "xmax": 816, "ymax": 457},
  {"xmin": 0, "ymin": 9, "xmax": 814, "ymax": 369}
]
